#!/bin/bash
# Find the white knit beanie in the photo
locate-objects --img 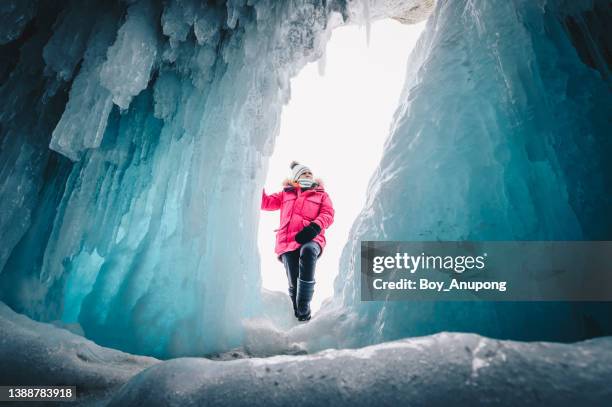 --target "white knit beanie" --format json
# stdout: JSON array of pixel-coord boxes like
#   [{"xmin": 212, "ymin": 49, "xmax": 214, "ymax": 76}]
[{"xmin": 290, "ymin": 161, "xmax": 311, "ymax": 181}]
